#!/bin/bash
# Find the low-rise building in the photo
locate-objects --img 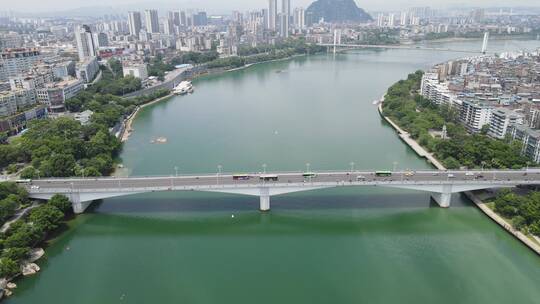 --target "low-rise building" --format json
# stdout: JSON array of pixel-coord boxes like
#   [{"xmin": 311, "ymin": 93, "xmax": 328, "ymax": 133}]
[
  {"xmin": 0, "ymin": 88, "xmax": 37, "ymax": 117},
  {"xmin": 0, "ymin": 48, "xmax": 42, "ymax": 82},
  {"xmin": 0, "ymin": 105, "xmax": 47, "ymax": 134},
  {"xmin": 73, "ymin": 110, "xmax": 93, "ymax": 125},
  {"xmin": 507, "ymin": 124, "xmax": 540, "ymax": 163},
  {"xmin": 36, "ymin": 78, "xmax": 83, "ymax": 112},
  {"xmin": 123, "ymin": 62, "xmax": 148, "ymax": 80}
]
